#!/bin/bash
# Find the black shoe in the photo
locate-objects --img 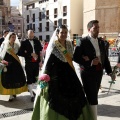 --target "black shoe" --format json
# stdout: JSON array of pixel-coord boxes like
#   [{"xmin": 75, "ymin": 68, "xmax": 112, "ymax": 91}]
[
  {"xmin": 31, "ymin": 97, "xmax": 35, "ymax": 102},
  {"xmin": 117, "ymin": 73, "xmax": 120, "ymax": 76},
  {"xmin": 9, "ymin": 98, "xmax": 13, "ymax": 102},
  {"xmin": 13, "ymin": 95, "xmax": 16, "ymax": 98}
]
